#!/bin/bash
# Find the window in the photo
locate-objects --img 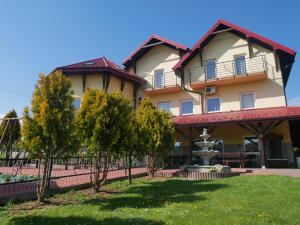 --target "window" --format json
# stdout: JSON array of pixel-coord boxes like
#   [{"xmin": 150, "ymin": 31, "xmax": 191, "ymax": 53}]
[
  {"xmin": 174, "ymin": 141, "xmax": 182, "ymax": 155},
  {"xmin": 154, "ymin": 69, "xmax": 164, "ymax": 88},
  {"xmin": 204, "ymin": 59, "xmax": 216, "ymax": 80},
  {"xmin": 72, "ymin": 98, "xmax": 81, "ymax": 109},
  {"xmin": 240, "ymin": 93, "xmax": 255, "ymax": 110},
  {"xmin": 206, "ymin": 98, "xmax": 220, "ymax": 113},
  {"xmin": 158, "ymin": 102, "xmax": 171, "ymax": 113},
  {"xmin": 181, "ymin": 100, "xmax": 193, "ymax": 115},
  {"xmin": 234, "ymin": 55, "xmax": 247, "ymax": 75},
  {"xmin": 244, "ymin": 137, "xmax": 259, "ymax": 152}
]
